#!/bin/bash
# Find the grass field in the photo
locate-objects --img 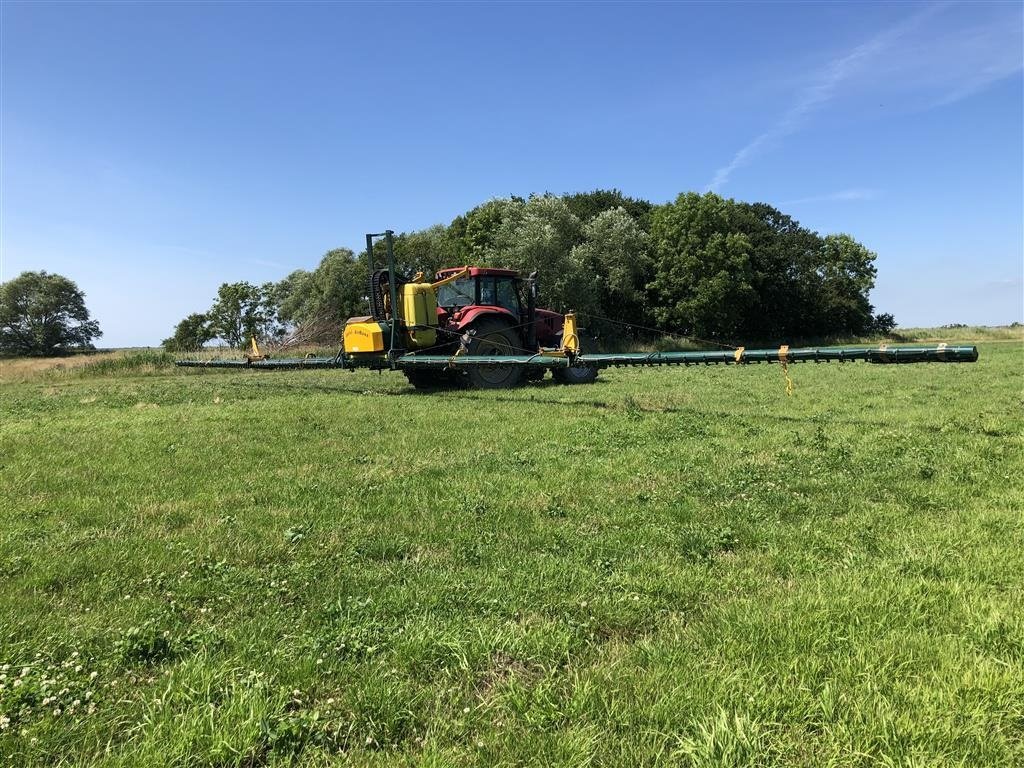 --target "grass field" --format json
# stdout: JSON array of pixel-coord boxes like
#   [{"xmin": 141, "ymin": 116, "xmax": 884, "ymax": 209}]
[{"xmin": 1, "ymin": 337, "xmax": 1022, "ymax": 766}]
